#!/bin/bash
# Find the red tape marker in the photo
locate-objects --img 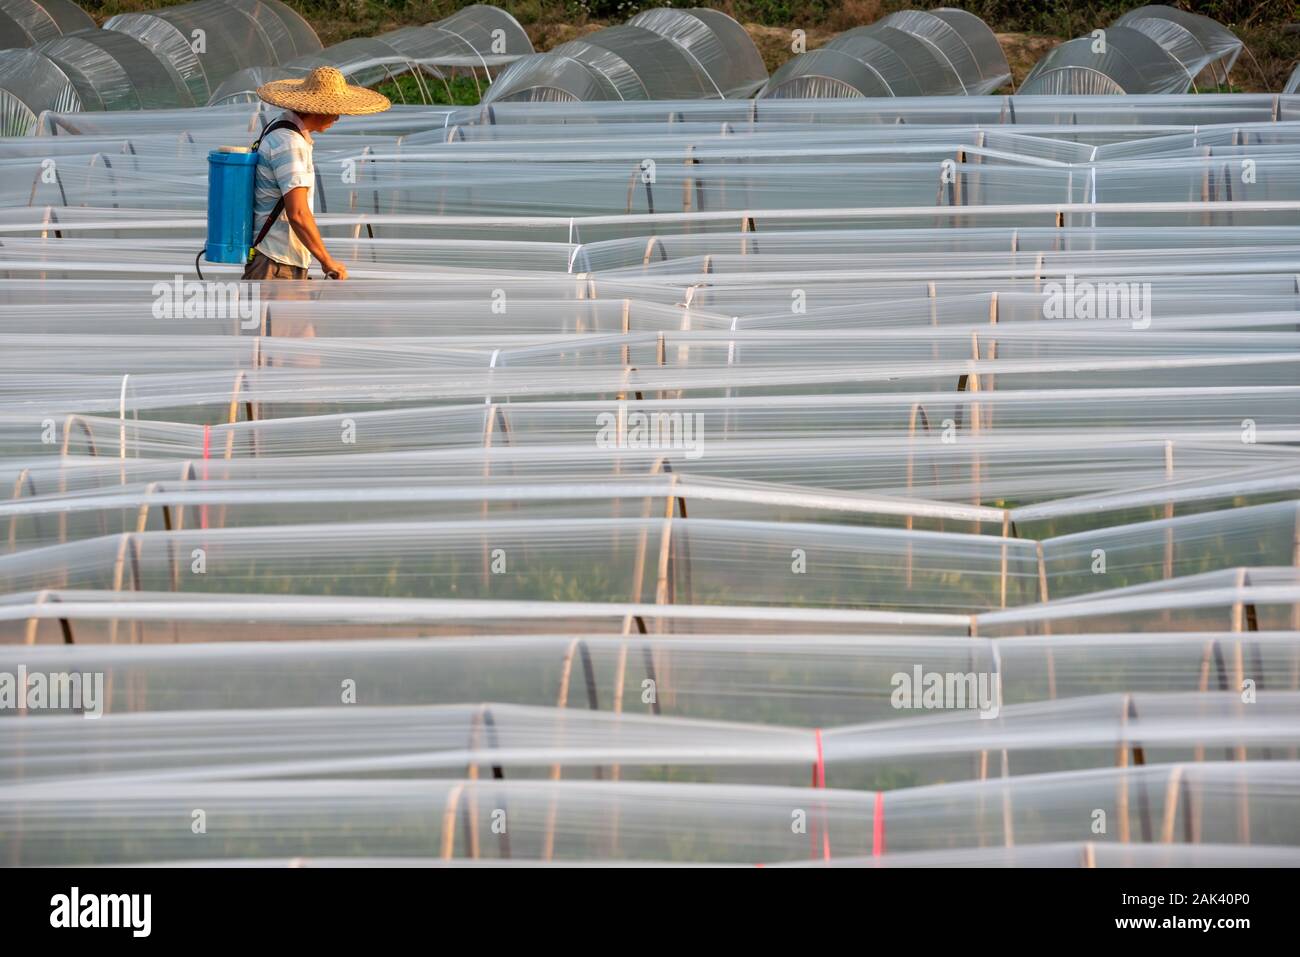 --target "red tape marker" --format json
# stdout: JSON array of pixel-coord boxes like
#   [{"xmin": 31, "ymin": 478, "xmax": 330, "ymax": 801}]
[
  {"xmin": 812, "ymin": 729, "xmax": 830, "ymax": 861},
  {"xmin": 873, "ymin": 791, "xmax": 885, "ymax": 857},
  {"xmin": 812, "ymin": 727, "xmax": 826, "ymax": 788}
]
